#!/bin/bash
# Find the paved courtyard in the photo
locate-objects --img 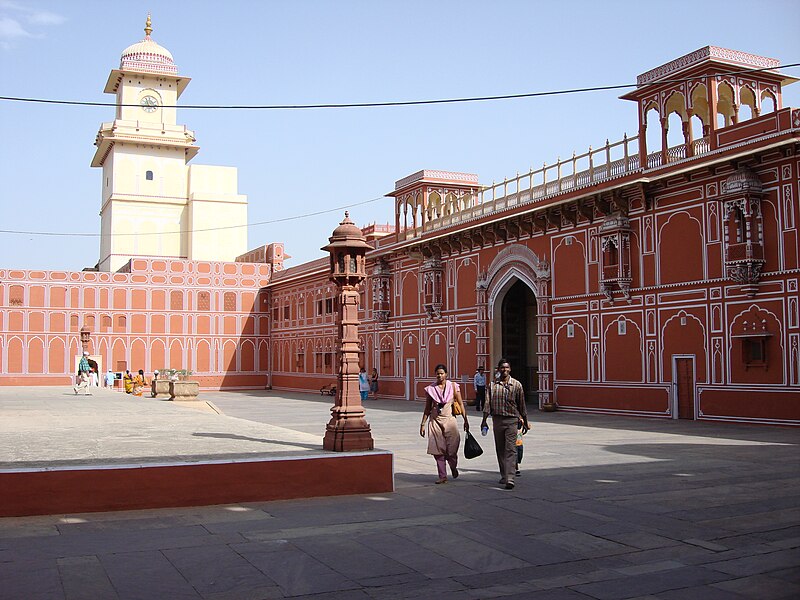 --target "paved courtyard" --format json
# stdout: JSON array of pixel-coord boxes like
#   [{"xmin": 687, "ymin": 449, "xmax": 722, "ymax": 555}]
[{"xmin": 0, "ymin": 387, "xmax": 798, "ymax": 599}]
